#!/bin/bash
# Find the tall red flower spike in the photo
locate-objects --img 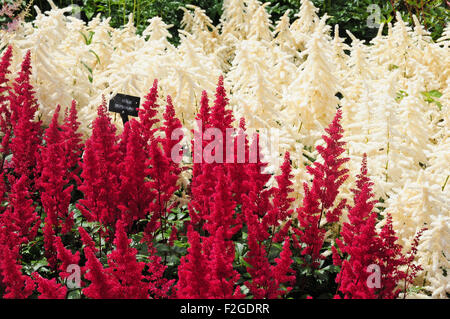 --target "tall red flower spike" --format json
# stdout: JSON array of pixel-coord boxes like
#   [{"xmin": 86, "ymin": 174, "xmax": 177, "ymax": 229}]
[
  {"xmin": 0, "ymin": 175, "xmax": 38, "ymax": 299},
  {"xmin": 77, "ymin": 99, "xmax": 121, "ymax": 232},
  {"xmin": 293, "ymin": 109, "xmax": 349, "ymax": 268},
  {"xmin": 0, "ymin": 244, "xmax": 35, "ymax": 299},
  {"xmin": 38, "ymin": 105, "xmax": 74, "ymax": 267},
  {"xmin": 119, "ymin": 119, "xmax": 155, "ymax": 229},
  {"xmin": 0, "ymin": 45, "xmax": 13, "ymax": 160},
  {"xmin": 9, "ymin": 50, "xmax": 42, "ymax": 180},
  {"xmin": 106, "ymin": 219, "xmax": 150, "ymax": 299},
  {"xmin": 54, "ymin": 235, "xmax": 81, "ymax": 280},
  {"xmin": 139, "ymin": 79, "xmax": 160, "ymax": 147},
  {"xmin": 82, "ymin": 247, "xmax": 120, "ymax": 299},
  {"xmin": 189, "ymin": 77, "xmax": 235, "ymax": 226},
  {"xmin": 333, "ymin": 155, "xmax": 423, "ymax": 299},
  {"xmin": 33, "ymin": 273, "xmax": 67, "ymax": 299},
  {"xmin": 62, "ymin": 100, "xmax": 84, "ymax": 186},
  {"xmin": 175, "ymin": 226, "xmax": 211, "ymax": 298},
  {"xmin": 264, "ymin": 152, "xmax": 295, "ymax": 242},
  {"xmin": 242, "ymin": 152, "xmax": 295, "ymax": 299},
  {"xmin": 143, "ymin": 96, "xmax": 182, "ymax": 243}
]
